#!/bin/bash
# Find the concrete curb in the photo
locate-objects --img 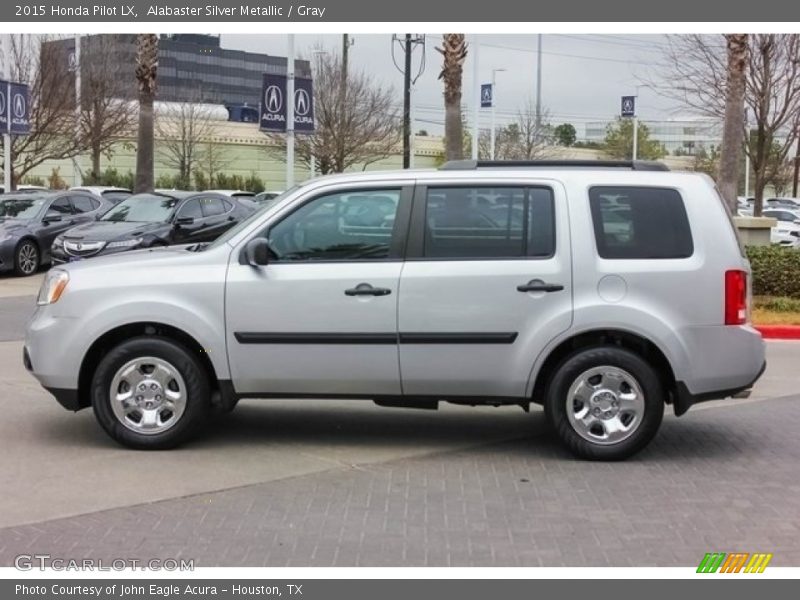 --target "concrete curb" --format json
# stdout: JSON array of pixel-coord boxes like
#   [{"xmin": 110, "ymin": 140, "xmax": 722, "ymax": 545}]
[{"xmin": 755, "ymin": 325, "xmax": 800, "ymax": 340}]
